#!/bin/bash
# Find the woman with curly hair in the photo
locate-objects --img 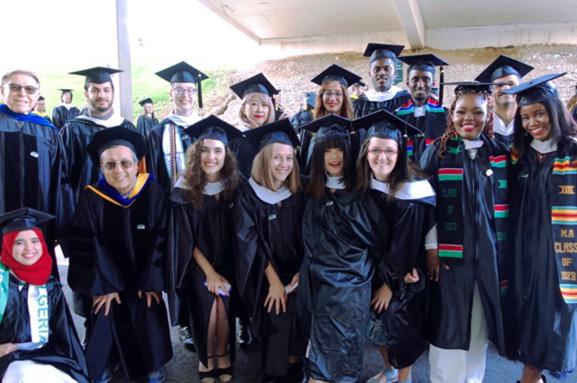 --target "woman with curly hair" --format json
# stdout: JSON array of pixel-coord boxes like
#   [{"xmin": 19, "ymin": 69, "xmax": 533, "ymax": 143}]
[
  {"xmin": 504, "ymin": 73, "xmax": 577, "ymax": 383},
  {"xmin": 419, "ymin": 82, "xmax": 511, "ymax": 383},
  {"xmin": 168, "ymin": 115, "xmax": 241, "ymax": 383}
]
